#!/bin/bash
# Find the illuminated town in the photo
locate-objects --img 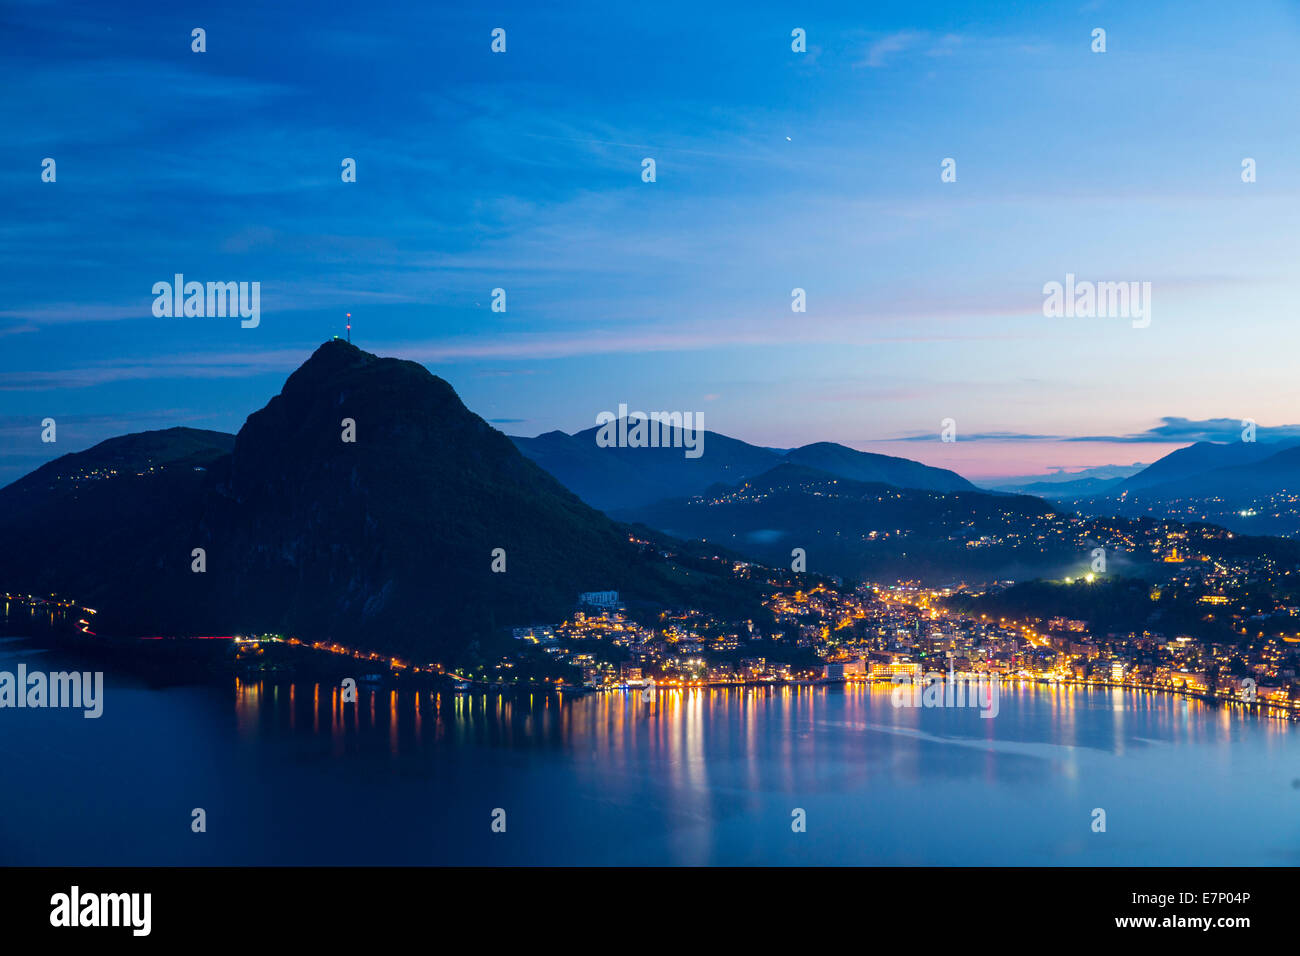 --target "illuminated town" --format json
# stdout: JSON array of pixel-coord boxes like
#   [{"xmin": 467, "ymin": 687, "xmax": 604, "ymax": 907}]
[
  {"xmin": 485, "ymin": 516, "xmax": 1300, "ymax": 717},
  {"xmin": 490, "ymin": 575, "xmax": 1300, "ymax": 716}
]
